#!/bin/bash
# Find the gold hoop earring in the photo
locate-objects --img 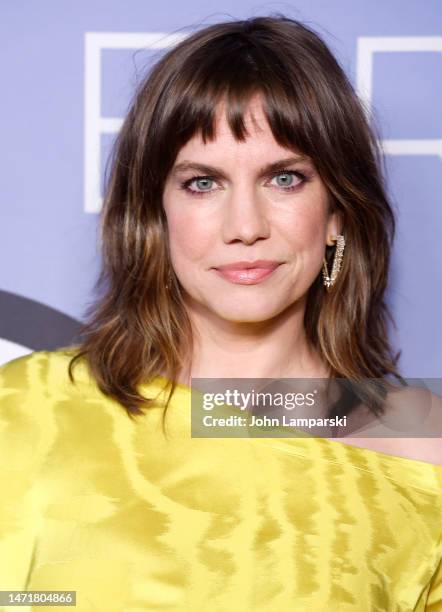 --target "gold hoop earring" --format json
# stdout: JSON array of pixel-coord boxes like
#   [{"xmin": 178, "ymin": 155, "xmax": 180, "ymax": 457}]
[{"xmin": 322, "ymin": 234, "xmax": 345, "ymax": 291}]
